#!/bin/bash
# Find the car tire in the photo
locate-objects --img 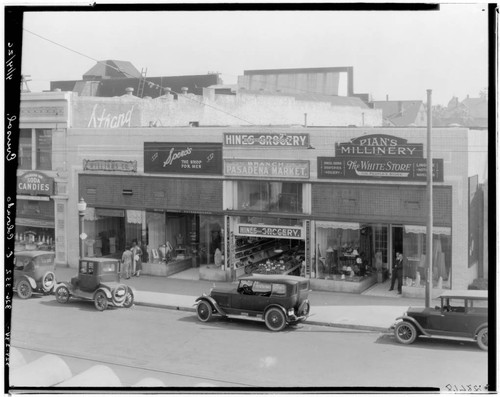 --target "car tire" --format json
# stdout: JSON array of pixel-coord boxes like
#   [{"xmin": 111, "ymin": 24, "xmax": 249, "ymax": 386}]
[
  {"xmin": 17, "ymin": 280, "xmax": 33, "ymax": 299},
  {"xmin": 94, "ymin": 291, "xmax": 109, "ymax": 311},
  {"xmin": 123, "ymin": 288, "xmax": 134, "ymax": 308},
  {"xmin": 55, "ymin": 286, "xmax": 70, "ymax": 304},
  {"xmin": 394, "ymin": 321, "xmax": 418, "ymax": 344},
  {"xmin": 477, "ymin": 327, "xmax": 488, "ymax": 351},
  {"xmin": 197, "ymin": 301, "xmax": 213, "ymax": 322},
  {"xmin": 265, "ymin": 308, "xmax": 286, "ymax": 332}
]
